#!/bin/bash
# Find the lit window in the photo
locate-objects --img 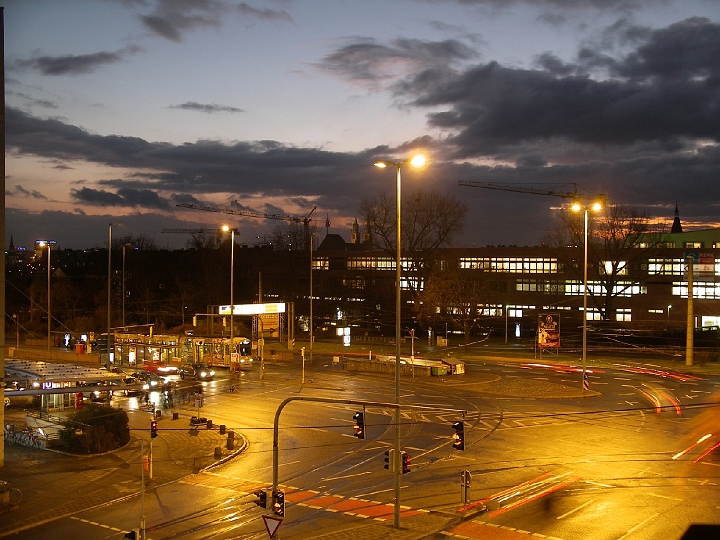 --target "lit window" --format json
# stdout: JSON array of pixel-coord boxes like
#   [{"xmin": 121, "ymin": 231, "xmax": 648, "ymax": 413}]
[{"xmin": 616, "ymin": 308, "xmax": 631, "ymax": 322}]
